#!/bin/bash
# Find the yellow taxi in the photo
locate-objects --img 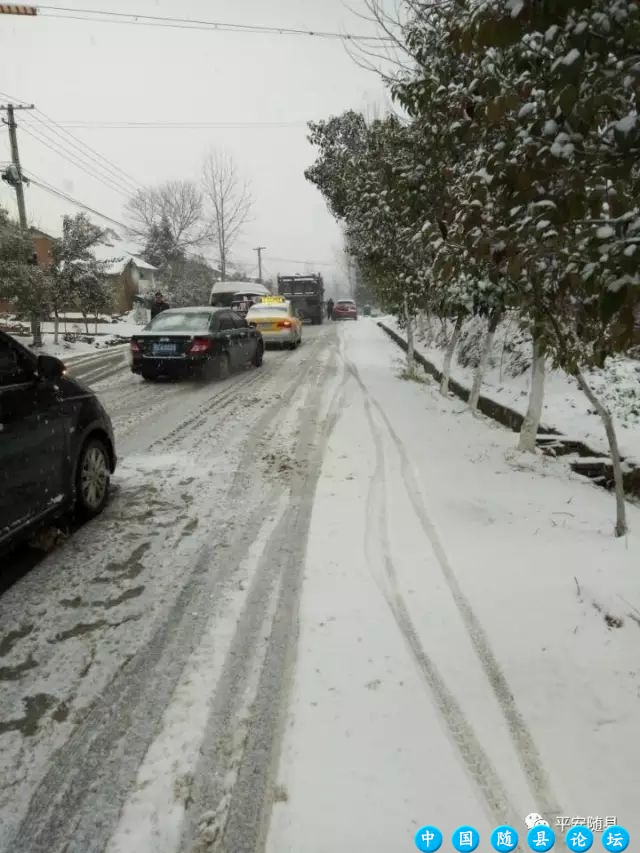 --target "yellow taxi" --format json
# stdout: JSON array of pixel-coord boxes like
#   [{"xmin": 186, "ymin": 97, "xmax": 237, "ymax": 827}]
[{"xmin": 246, "ymin": 296, "xmax": 302, "ymax": 349}]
